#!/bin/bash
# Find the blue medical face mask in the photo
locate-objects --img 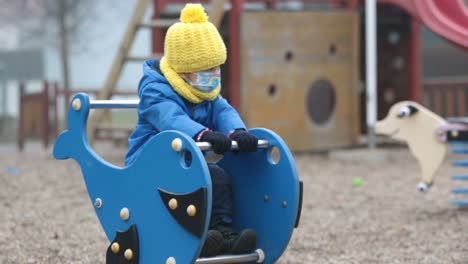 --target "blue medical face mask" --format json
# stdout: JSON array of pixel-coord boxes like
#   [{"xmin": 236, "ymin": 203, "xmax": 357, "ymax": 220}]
[{"xmin": 186, "ymin": 68, "xmax": 221, "ymax": 92}]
